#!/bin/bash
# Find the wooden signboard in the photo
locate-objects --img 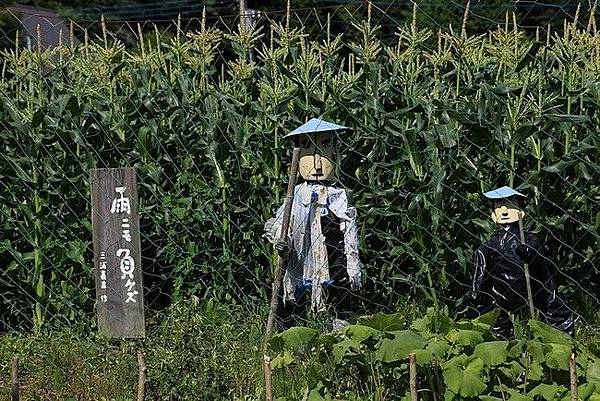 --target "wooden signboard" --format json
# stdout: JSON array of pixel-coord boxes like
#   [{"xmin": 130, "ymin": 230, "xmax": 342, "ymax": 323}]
[{"xmin": 90, "ymin": 167, "xmax": 145, "ymax": 338}]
